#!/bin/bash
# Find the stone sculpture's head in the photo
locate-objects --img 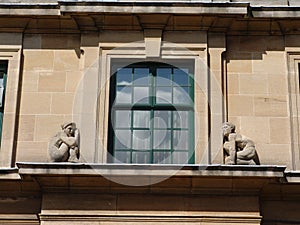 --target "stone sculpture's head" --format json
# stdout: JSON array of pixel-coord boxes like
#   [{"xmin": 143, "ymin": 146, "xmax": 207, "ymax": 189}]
[
  {"xmin": 222, "ymin": 122, "xmax": 235, "ymax": 137},
  {"xmin": 61, "ymin": 122, "xmax": 76, "ymax": 137}
]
